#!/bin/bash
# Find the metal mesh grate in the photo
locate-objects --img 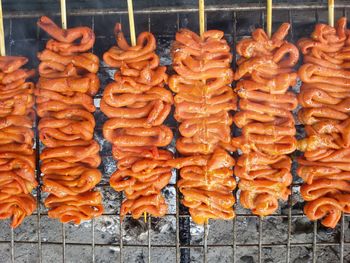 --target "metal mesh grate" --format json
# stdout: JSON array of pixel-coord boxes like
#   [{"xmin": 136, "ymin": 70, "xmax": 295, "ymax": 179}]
[{"xmin": 0, "ymin": 2, "xmax": 350, "ymax": 263}]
